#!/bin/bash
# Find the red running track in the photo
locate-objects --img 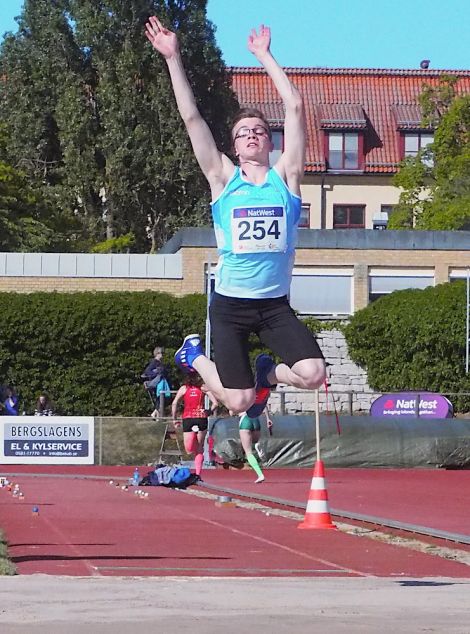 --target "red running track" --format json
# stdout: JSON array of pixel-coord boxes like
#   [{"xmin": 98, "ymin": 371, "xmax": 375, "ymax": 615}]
[
  {"xmin": 200, "ymin": 467, "xmax": 470, "ymax": 538},
  {"xmin": 1, "ymin": 466, "xmax": 469, "ymax": 578}
]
